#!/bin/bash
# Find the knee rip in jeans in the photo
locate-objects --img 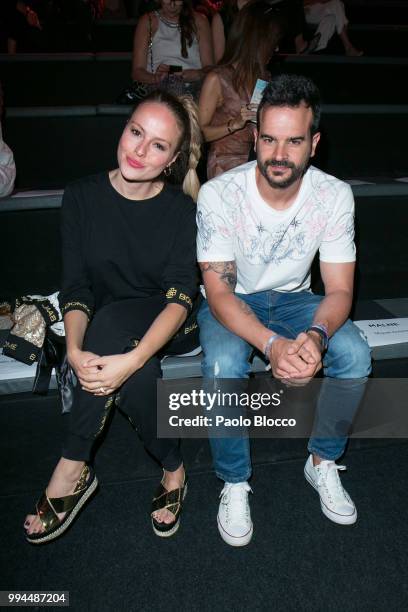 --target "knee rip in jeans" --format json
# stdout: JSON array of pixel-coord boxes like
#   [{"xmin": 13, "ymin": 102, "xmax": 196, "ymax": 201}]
[{"xmin": 210, "ymin": 356, "xmax": 248, "ymax": 378}]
